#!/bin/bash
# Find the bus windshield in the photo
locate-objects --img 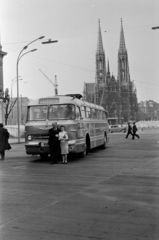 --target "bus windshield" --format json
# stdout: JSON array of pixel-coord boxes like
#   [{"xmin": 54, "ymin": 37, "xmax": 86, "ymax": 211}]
[
  {"xmin": 27, "ymin": 105, "xmax": 48, "ymax": 121},
  {"xmin": 48, "ymin": 104, "xmax": 75, "ymax": 120}
]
